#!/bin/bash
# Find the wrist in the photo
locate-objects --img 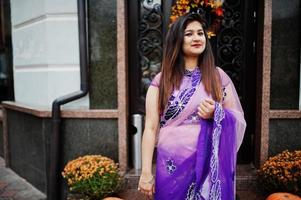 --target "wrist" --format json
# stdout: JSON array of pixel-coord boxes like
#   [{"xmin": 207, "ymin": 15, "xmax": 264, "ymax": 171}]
[
  {"xmin": 141, "ymin": 166, "xmax": 152, "ymax": 174},
  {"xmin": 140, "ymin": 171, "xmax": 153, "ymax": 180},
  {"xmin": 140, "ymin": 174, "xmax": 154, "ymax": 183},
  {"xmin": 139, "ymin": 173, "xmax": 154, "ymax": 184},
  {"xmin": 141, "ymin": 171, "xmax": 153, "ymax": 177}
]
